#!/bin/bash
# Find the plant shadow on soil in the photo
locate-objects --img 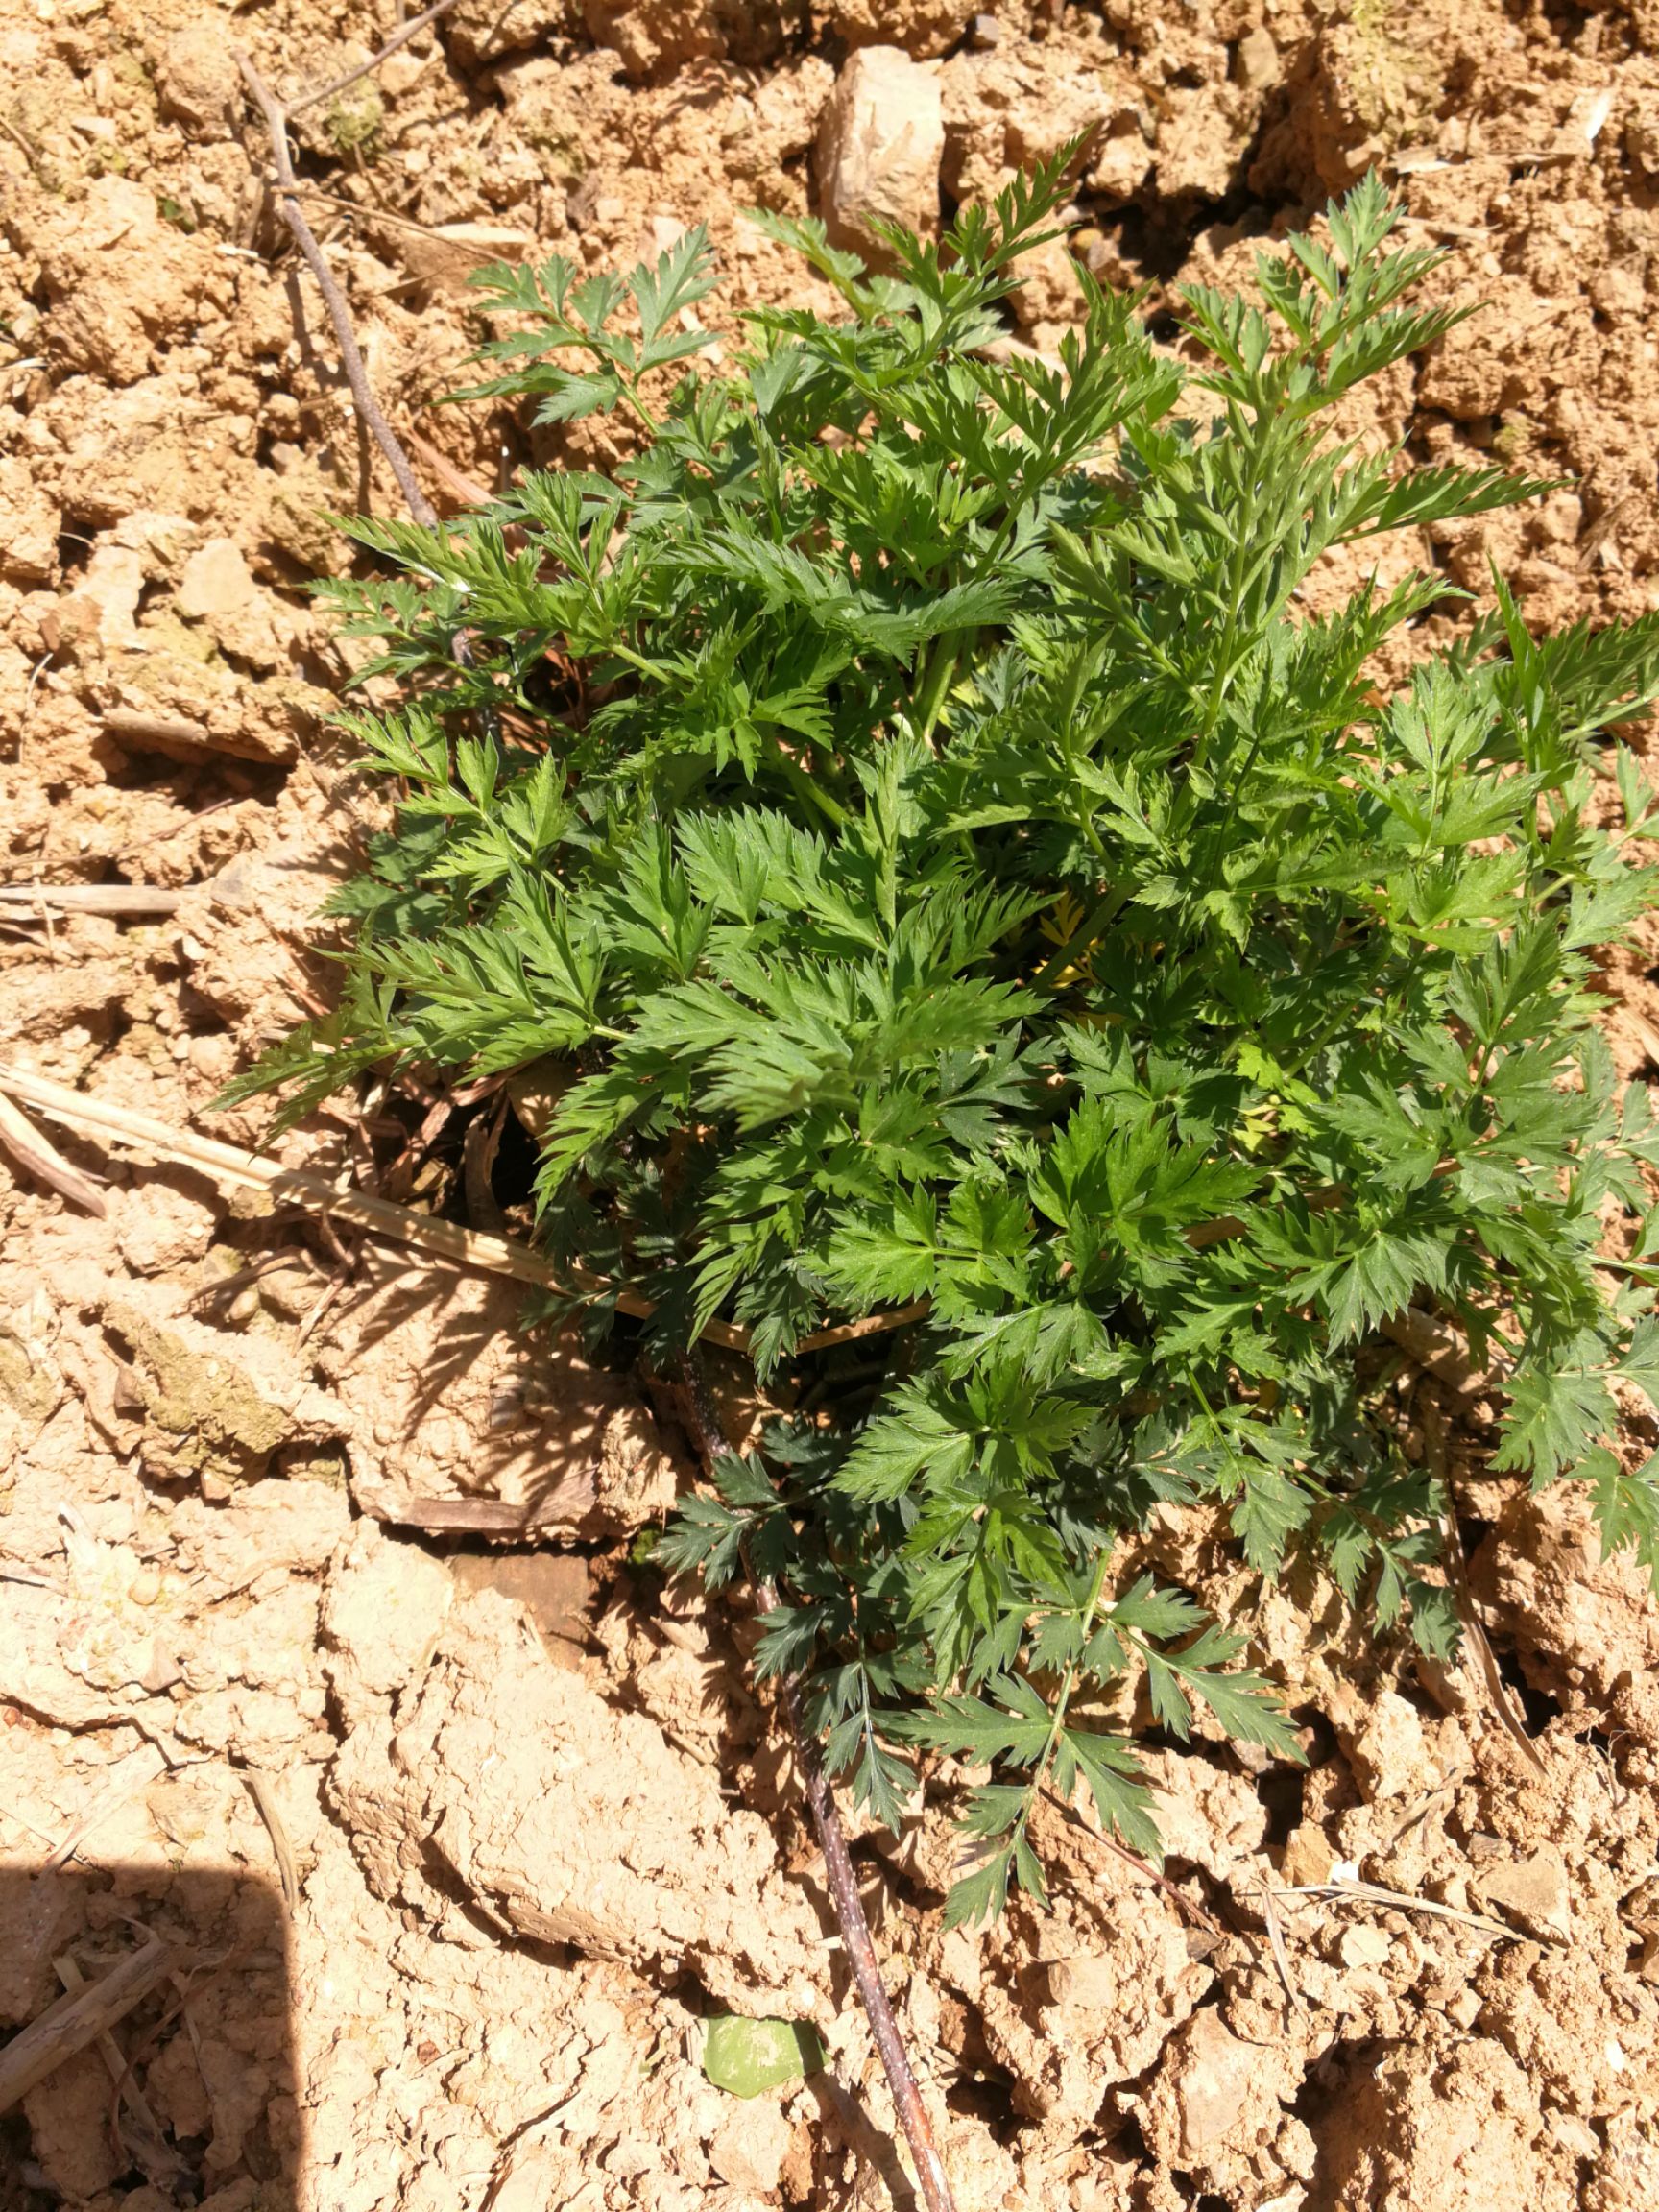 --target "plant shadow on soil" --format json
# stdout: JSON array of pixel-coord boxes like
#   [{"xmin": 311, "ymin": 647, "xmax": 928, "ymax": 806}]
[{"xmin": 0, "ymin": 1867, "xmax": 298, "ymax": 2210}]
